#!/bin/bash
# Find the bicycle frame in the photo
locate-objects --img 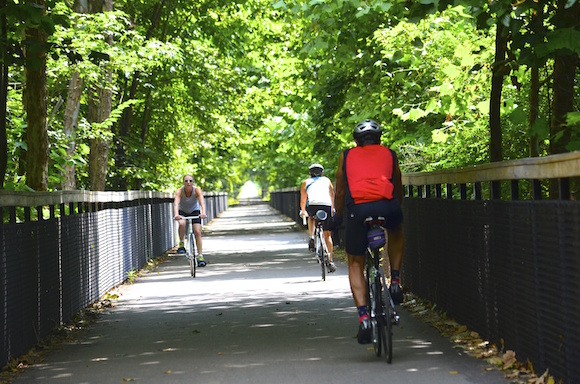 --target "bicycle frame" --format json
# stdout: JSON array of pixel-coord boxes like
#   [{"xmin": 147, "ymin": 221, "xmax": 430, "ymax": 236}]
[
  {"xmin": 364, "ymin": 216, "xmax": 399, "ymax": 363},
  {"xmin": 313, "ymin": 210, "xmax": 329, "ymax": 281},
  {"xmin": 181, "ymin": 216, "xmax": 200, "ymax": 277}
]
